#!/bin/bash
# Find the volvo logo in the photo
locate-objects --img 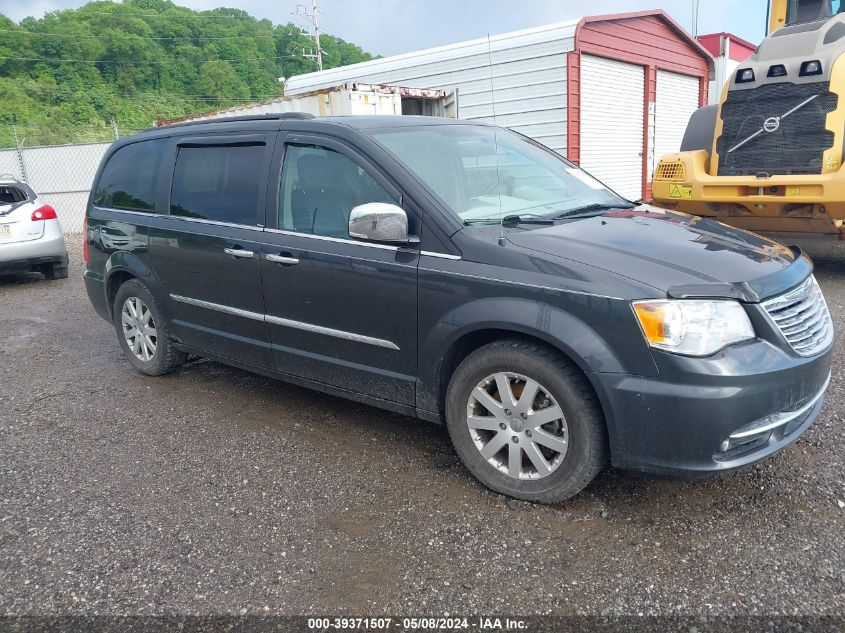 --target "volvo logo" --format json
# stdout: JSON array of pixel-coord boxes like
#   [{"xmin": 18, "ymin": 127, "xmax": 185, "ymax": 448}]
[{"xmin": 763, "ymin": 116, "xmax": 781, "ymax": 133}]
